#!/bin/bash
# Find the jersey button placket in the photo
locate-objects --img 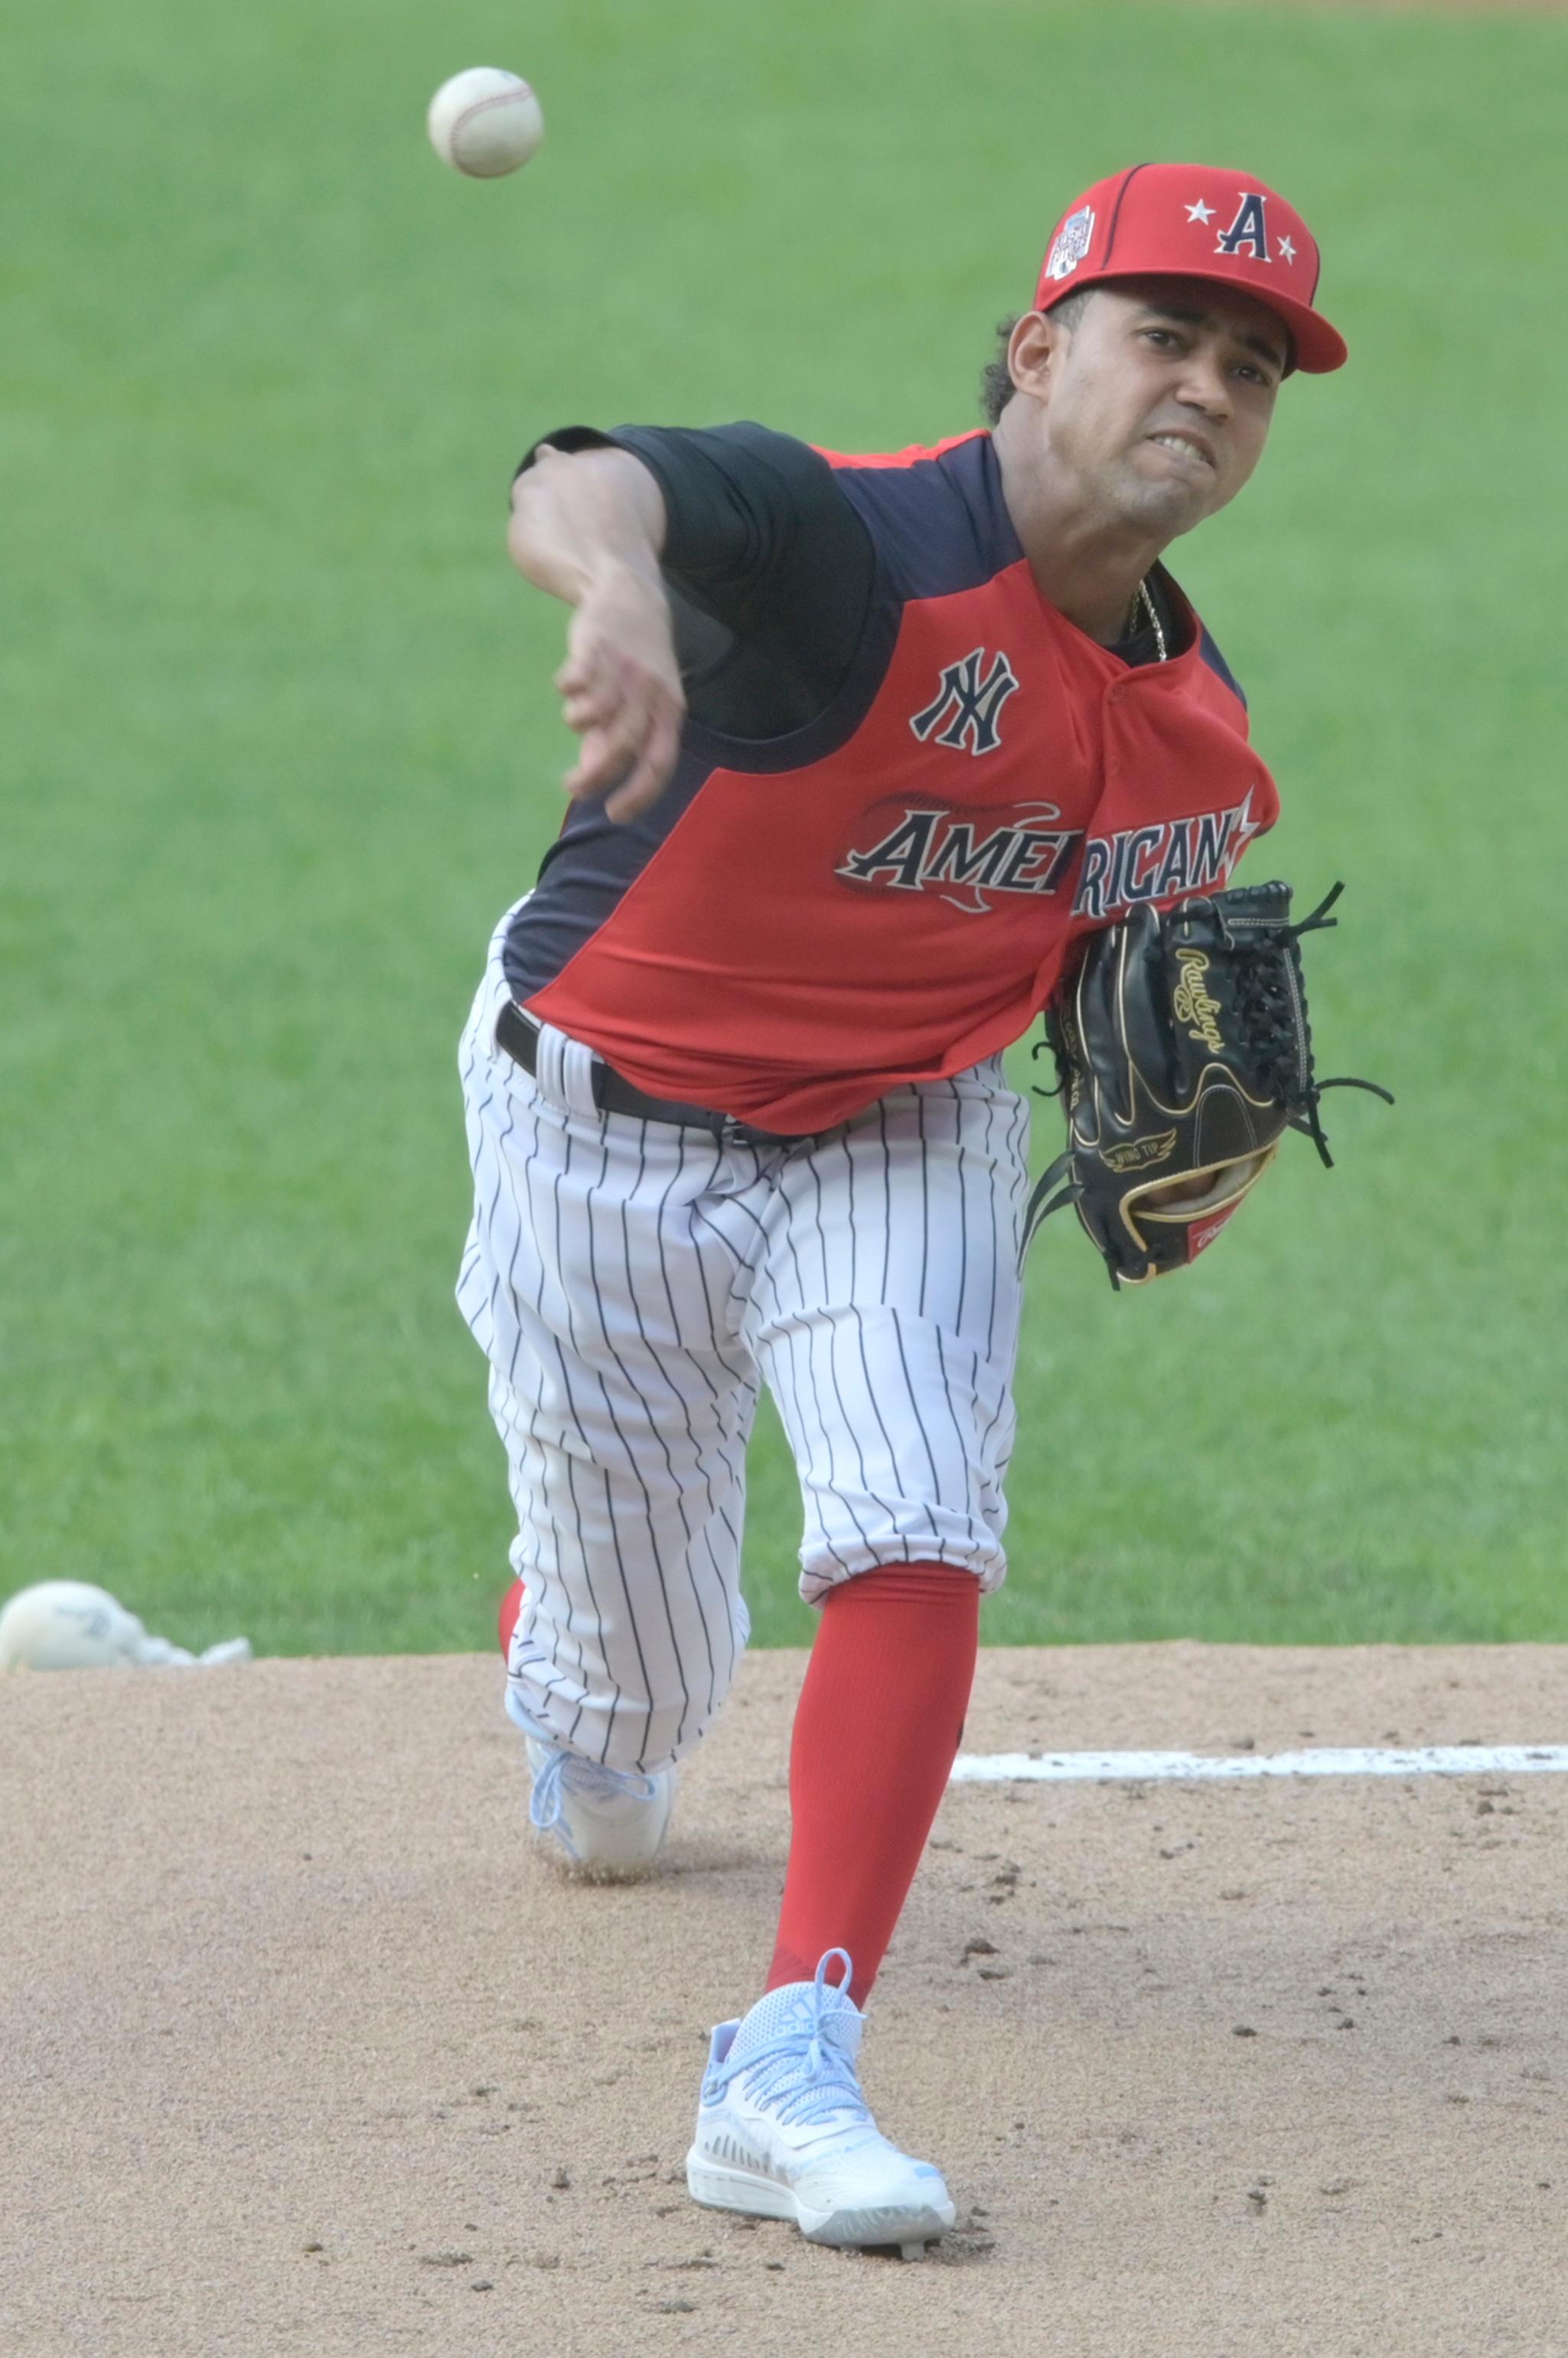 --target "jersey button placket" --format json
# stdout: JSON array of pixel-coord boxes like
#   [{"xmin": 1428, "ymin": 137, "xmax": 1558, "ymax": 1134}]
[{"xmin": 1104, "ymin": 680, "xmax": 1126, "ymax": 781}]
